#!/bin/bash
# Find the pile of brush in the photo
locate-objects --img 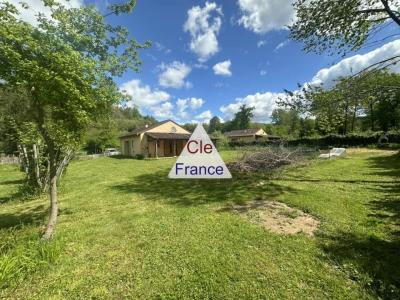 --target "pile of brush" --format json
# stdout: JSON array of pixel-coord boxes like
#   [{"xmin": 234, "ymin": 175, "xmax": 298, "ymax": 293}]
[{"xmin": 228, "ymin": 146, "xmax": 306, "ymax": 173}]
